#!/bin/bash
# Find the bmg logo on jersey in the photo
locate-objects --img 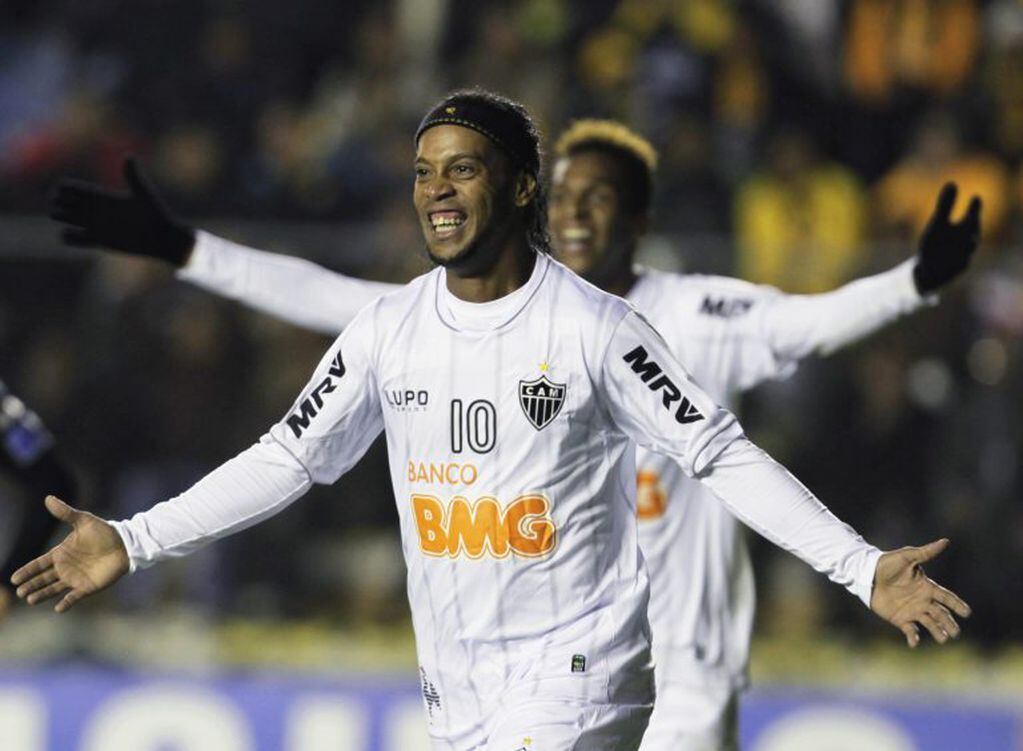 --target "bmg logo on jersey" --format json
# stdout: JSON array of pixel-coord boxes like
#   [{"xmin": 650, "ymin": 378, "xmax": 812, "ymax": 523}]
[
  {"xmin": 411, "ymin": 494, "xmax": 558, "ymax": 559},
  {"xmin": 386, "ymin": 388, "xmax": 429, "ymax": 412}
]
